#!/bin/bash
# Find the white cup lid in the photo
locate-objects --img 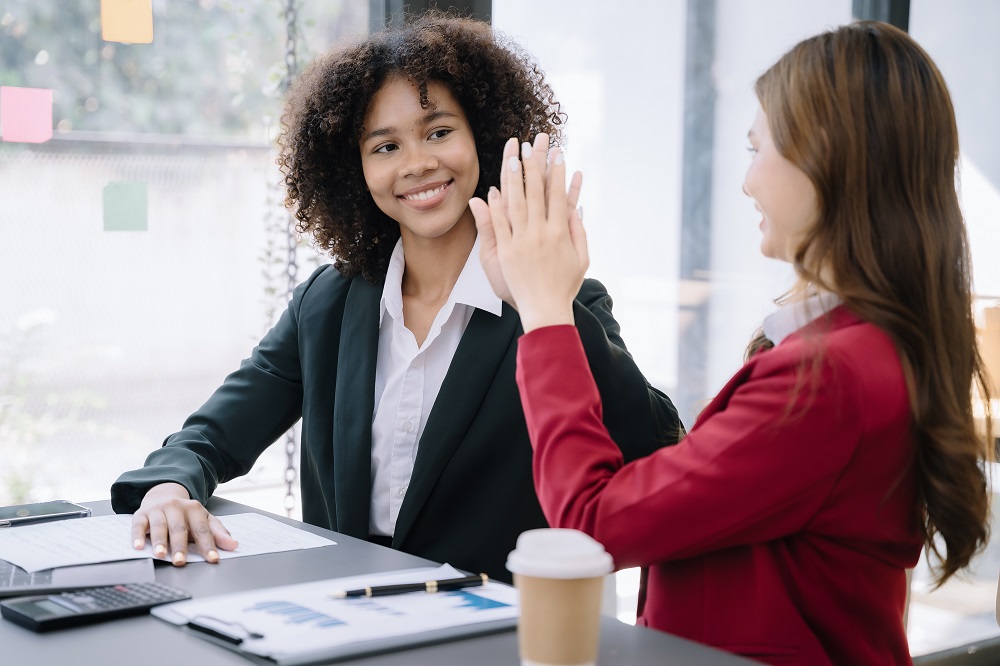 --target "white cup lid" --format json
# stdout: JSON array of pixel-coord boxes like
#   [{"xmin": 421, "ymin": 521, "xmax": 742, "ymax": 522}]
[{"xmin": 506, "ymin": 528, "xmax": 613, "ymax": 579}]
